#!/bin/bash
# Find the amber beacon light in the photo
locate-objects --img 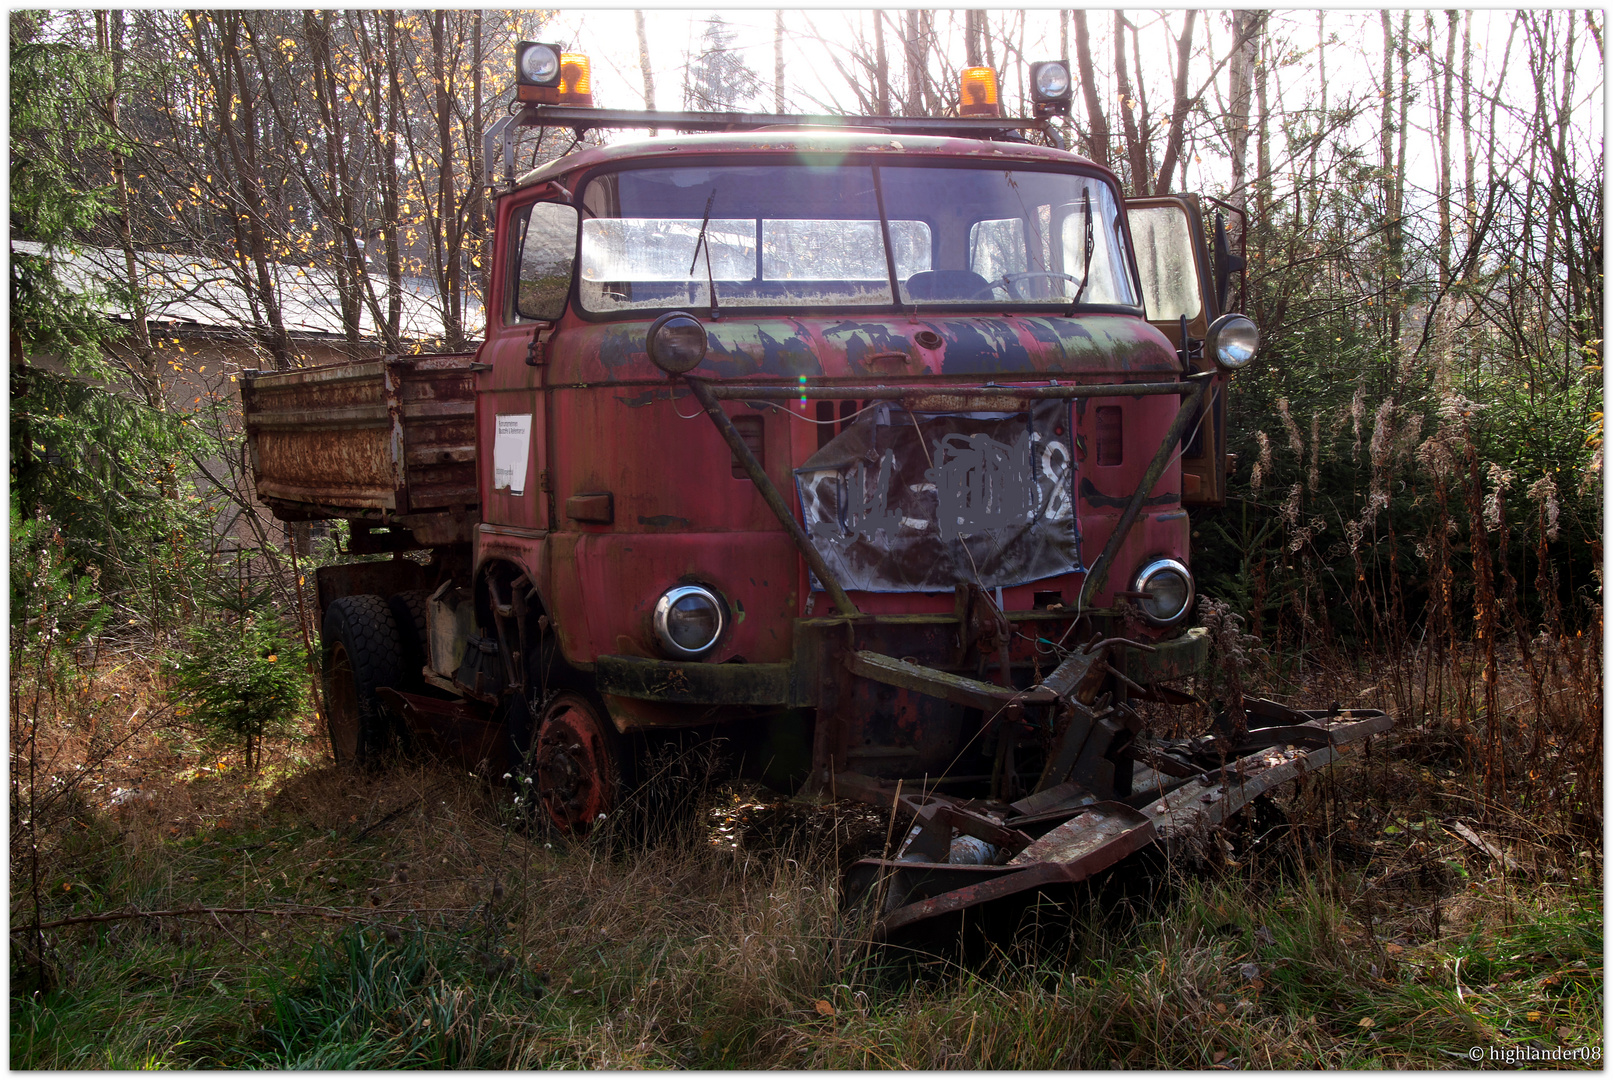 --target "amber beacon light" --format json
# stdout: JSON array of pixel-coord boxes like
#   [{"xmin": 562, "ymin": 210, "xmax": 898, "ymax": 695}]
[{"xmin": 958, "ymin": 66, "xmax": 1001, "ymax": 117}]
